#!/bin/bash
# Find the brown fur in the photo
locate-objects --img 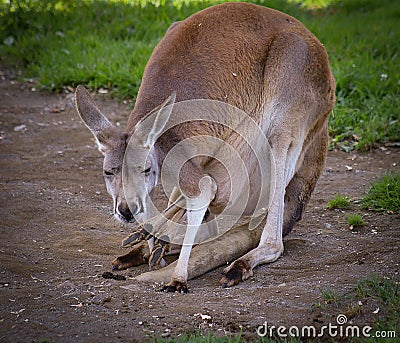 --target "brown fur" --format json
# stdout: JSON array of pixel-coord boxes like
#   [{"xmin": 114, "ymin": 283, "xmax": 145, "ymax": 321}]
[
  {"xmin": 126, "ymin": 2, "xmax": 334, "ymax": 202},
  {"xmin": 112, "ymin": 241, "xmax": 150, "ymax": 270},
  {"xmin": 76, "ymin": 2, "xmax": 335, "ymax": 289}
]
